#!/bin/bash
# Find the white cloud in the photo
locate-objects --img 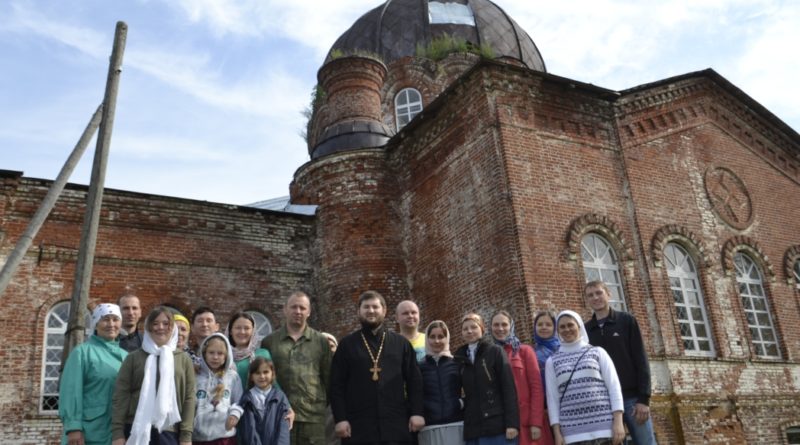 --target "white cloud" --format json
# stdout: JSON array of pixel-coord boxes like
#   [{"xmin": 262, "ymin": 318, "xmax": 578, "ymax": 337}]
[
  {"xmin": 165, "ymin": 0, "xmax": 383, "ymax": 57},
  {"xmin": 3, "ymin": 2, "xmax": 311, "ymax": 119},
  {"xmin": 731, "ymin": 4, "xmax": 800, "ymax": 126},
  {"xmin": 3, "ymin": 2, "xmax": 107, "ymax": 57},
  {"xmin": 2, "ymin": 0, "xmax": 797, "ymax": 206}
]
